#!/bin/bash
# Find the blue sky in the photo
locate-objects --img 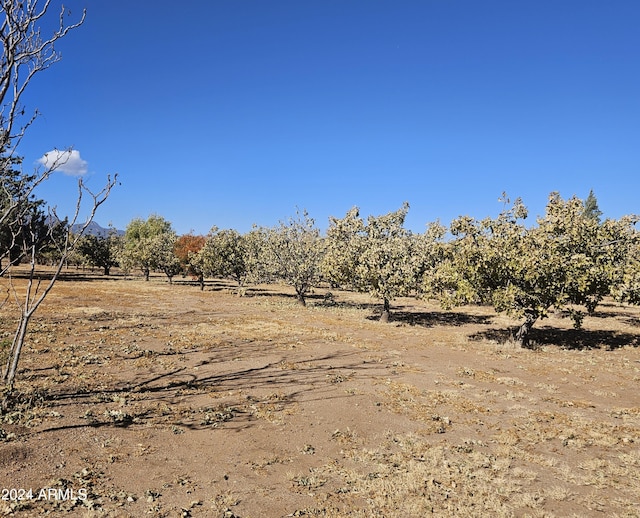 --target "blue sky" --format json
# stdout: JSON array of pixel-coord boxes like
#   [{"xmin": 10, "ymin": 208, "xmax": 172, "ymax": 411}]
[{"xmin": 16, "ymin": 0, "xmax": 640, "ymax": 235}]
